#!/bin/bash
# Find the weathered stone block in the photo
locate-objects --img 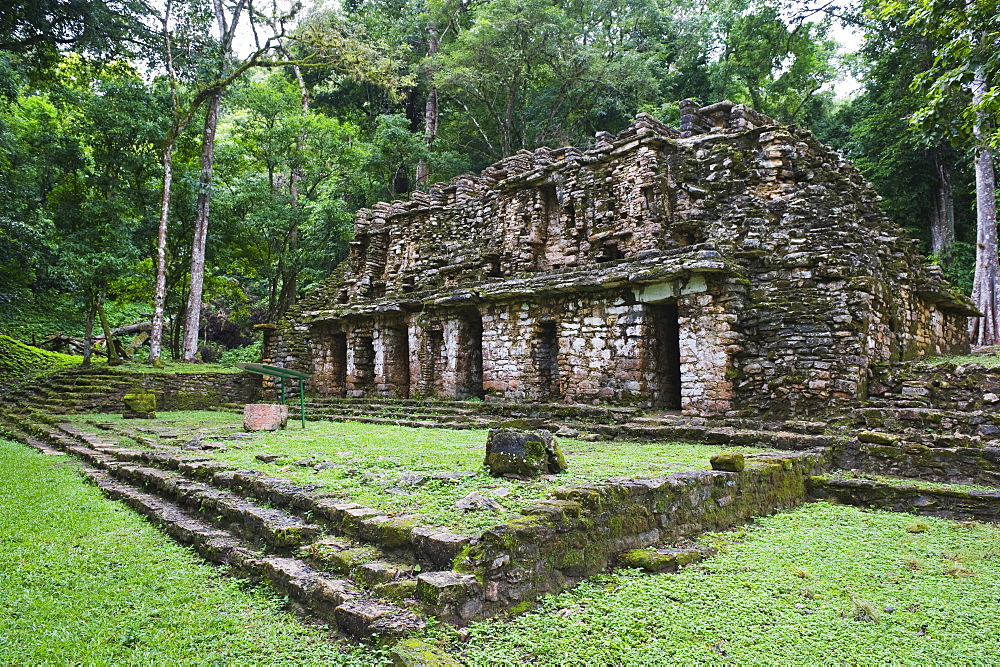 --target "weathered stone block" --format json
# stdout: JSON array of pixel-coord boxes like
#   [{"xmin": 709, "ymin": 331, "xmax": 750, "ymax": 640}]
[
  {"xmin": 618, "ymin": 547, "xmax": 709, "ymax": 573},
  {"xmin": 389, "ymin": 638, "xmax": 462, "ymax": 666},
  {"xmin": 484, "ymin": 428, "xmax": 566, "ymax": 478},
  {"xmin": 415, "ymin": 571, "xmax": 478, "ymax": 608},
  {"xmin": 123, "ymin": 393, "xmax": 156, "ymax": 419},
  {"xmin": 857, "ymin": 431, "xmax": 900, "ymax": 445},
  {"xmin": 710, "ymin": 452, "xmax": 745, "ymax": 472},
  {"xmin": 243, "ymin": 403, "xmax": 288, "ymax": 431}
]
